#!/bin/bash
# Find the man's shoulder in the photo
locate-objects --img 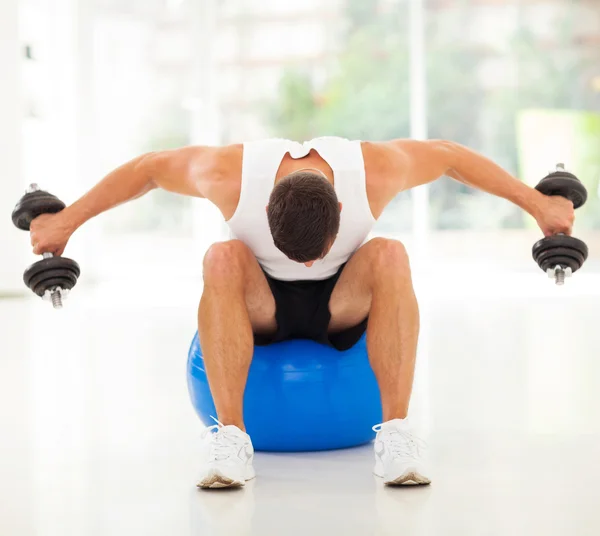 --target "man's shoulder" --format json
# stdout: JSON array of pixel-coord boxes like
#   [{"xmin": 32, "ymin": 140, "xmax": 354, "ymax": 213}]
[
  {"xmin": 212, "ymin": 143, "xmax": 243, "ymax": 178},
  {"xmin": 218, "ymin": 142, "xmax": 244, "ymax": 161},
  {"xmin": 361, "ymin": 140, "xmax": 409, "ymax": 177},
  {"xmin": 360, "ymin": 140, "xmax": 412, "ymax": 218}
]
